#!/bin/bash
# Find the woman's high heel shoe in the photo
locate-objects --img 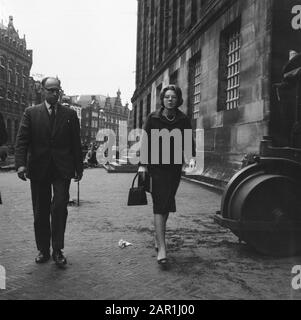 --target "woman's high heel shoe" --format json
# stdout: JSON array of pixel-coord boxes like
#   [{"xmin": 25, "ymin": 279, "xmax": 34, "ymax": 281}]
[{"xmin": 157, "ymin": 258, "xmax": 168, "ymax": 265}]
